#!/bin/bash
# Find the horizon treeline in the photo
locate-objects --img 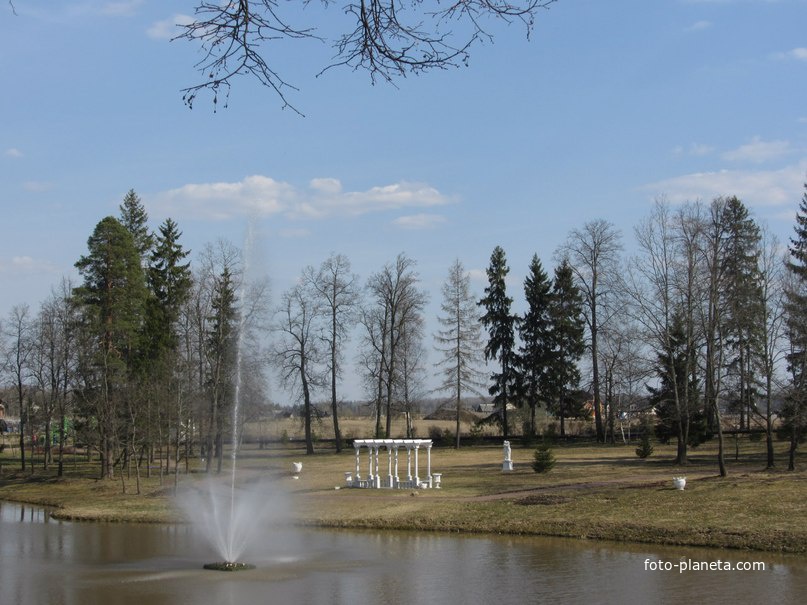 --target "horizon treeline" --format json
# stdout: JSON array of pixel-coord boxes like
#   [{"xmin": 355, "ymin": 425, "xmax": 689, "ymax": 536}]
[{"xmin": 2, "ymin": 186, "xmax": 807, "ymax": 481}]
